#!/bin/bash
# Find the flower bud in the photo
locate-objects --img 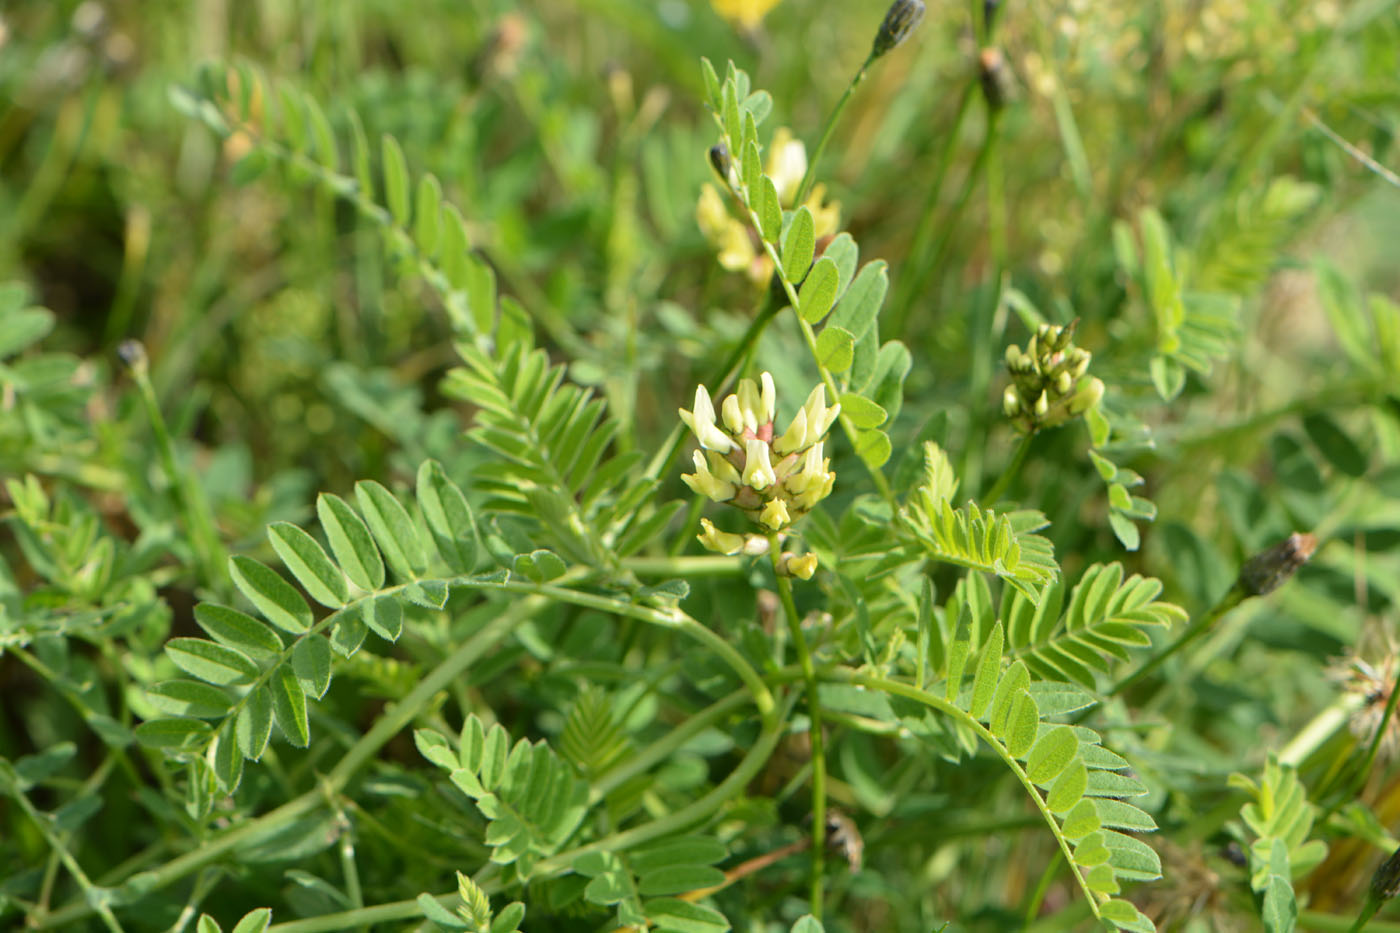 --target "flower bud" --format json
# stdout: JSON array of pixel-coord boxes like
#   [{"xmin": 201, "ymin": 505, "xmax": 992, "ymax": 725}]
[
  {"xmin": 1003, "ymin": 386, "xmax": 1020, "ymax": 417},
  {"xmin": 1372, "ymin": 846, "xmax": 1400, "ymax": 902},
  {"xmin": 680, "ymin": 385, "xmax": 735, "ymax": 452},
  {"xmin": 781, "ymin": 552, "xmax": 819, "ymax": 580},
  {"xmin": 1238, "ymin": 533, "xmax": 1318, "ymax": 597},
  {"xmin": 708, "ymin": 142, "xmax": 732, "ymax": 182},
  {"xmin": 697, "ymin": 519, "xmax": 746, "ymax": 555},
  {"xmin": 681, "ymin": 449, "xmax": 738, "ymax": 502},
  {"xmin": 773, "ymin": 406, "xmax": 810, "ymax": 456},
  {"xmin": 1034, "ymin": 390, "xmax": 1049, "ymax": 417},
  {"xmin": 871, "ymin": 0, "xmax": 926, "ymax": 59},
  {"xmin": 742, "ymin": 438, "xmax": 777, "ymax": 490},
  {"xmin": 759, "ymin": 498, "xmax": 790, "ymax": 531},
  {"xmin": 1067, "ymin": 377, "xmax": 1104, "ymax": 414},
  {"xmin": 722, "ymin": 394, "xmax": 745, "ymax": 434}
]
